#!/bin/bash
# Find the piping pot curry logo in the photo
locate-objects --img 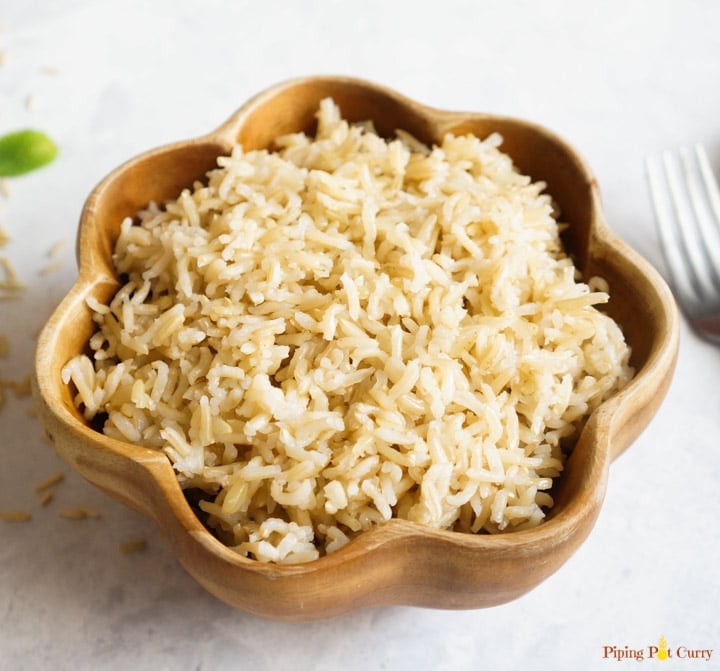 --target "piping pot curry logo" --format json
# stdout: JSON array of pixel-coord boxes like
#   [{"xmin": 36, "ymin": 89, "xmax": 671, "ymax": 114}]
[{"xmin": 602, "ymin": 636, "xmax": 713, "ymax": 663}]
